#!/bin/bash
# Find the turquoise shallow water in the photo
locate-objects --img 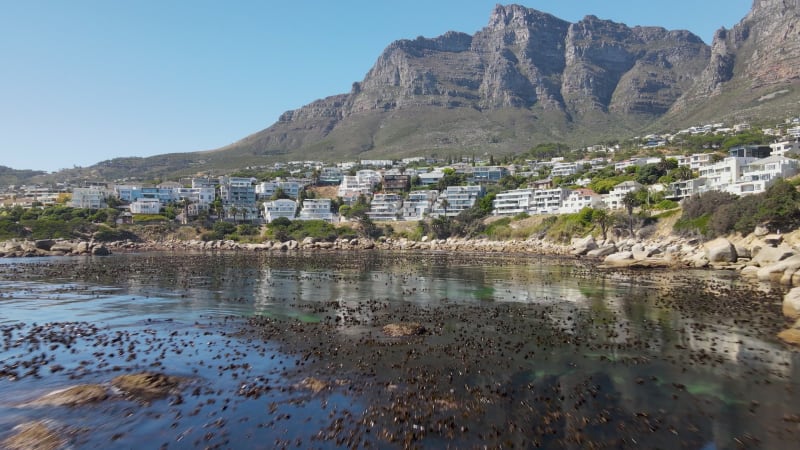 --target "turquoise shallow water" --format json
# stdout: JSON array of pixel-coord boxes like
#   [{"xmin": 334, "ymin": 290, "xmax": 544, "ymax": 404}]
[{"xmin": 0, "ymin": 251, "xmax": 798, "ymax": 448}]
